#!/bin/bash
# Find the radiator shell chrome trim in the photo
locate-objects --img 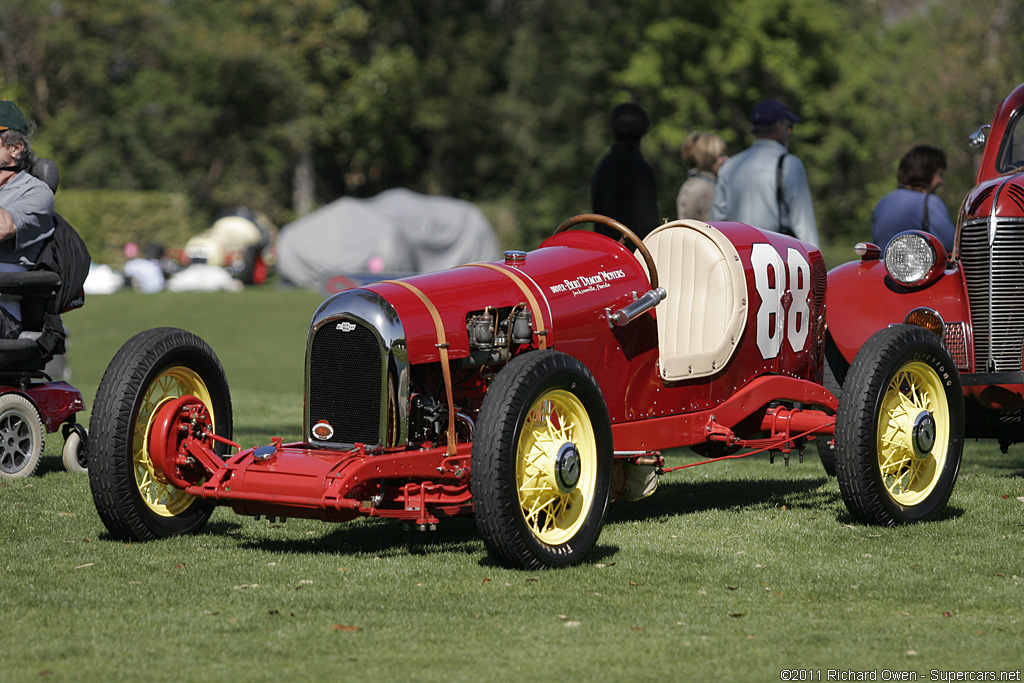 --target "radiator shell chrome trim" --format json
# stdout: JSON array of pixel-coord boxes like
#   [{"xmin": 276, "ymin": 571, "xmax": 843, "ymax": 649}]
[{"xmin": 304, "ymin": 289, "xmax": 409, "ymax": 451}]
